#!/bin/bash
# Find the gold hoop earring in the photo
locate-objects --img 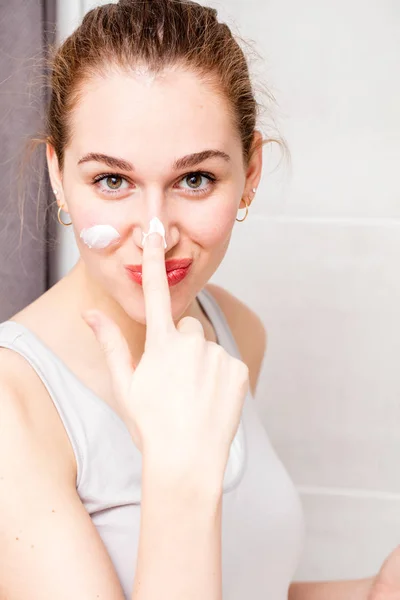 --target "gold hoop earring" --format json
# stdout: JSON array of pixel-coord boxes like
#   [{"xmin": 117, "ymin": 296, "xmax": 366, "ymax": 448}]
[
  {"xmin": 236, "ymin": 197, "xmax": 249, "ymax": 222},
  {"xmin": 57, "ymin": 205, "xmax": 72, "ymax": 227}
]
